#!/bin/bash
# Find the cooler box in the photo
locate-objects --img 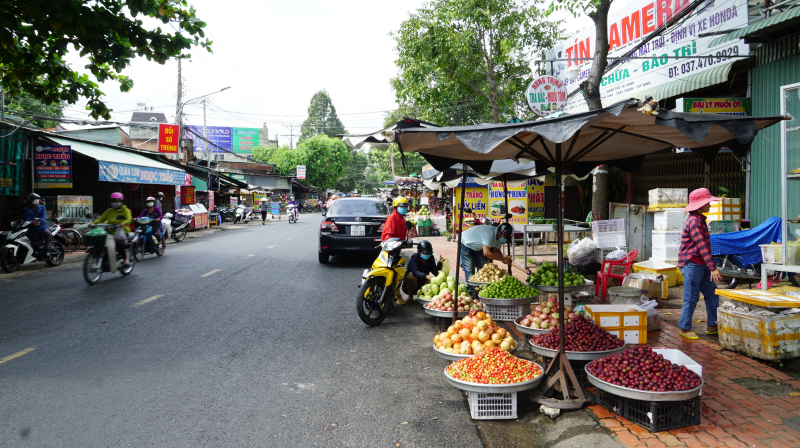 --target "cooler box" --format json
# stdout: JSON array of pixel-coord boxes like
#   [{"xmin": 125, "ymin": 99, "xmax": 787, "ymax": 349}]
[
  {"xmin": 648, "ymin": 188, "xmax": 688, "ymax": 209},
  {"xmin": 719, "ymin": 308, "xmax": 800, "ymax": 361},
  {"xmin": 653, "ymin": 210, "xmax": 688, "ymax": 231},
  {"xmin": 584, "ymin": 304, "xmax": 648, "ymax": 345},
  {"xmin": 633, "ymin": 260, "xmax": 679, "ymax": 287}
]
